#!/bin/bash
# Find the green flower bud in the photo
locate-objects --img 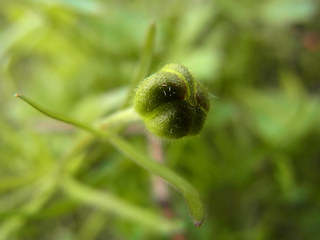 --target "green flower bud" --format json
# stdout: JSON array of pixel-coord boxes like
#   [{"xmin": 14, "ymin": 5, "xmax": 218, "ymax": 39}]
[{"xmin": 134, "ymin": 63, "xmax": 210, "ymax": 139}]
